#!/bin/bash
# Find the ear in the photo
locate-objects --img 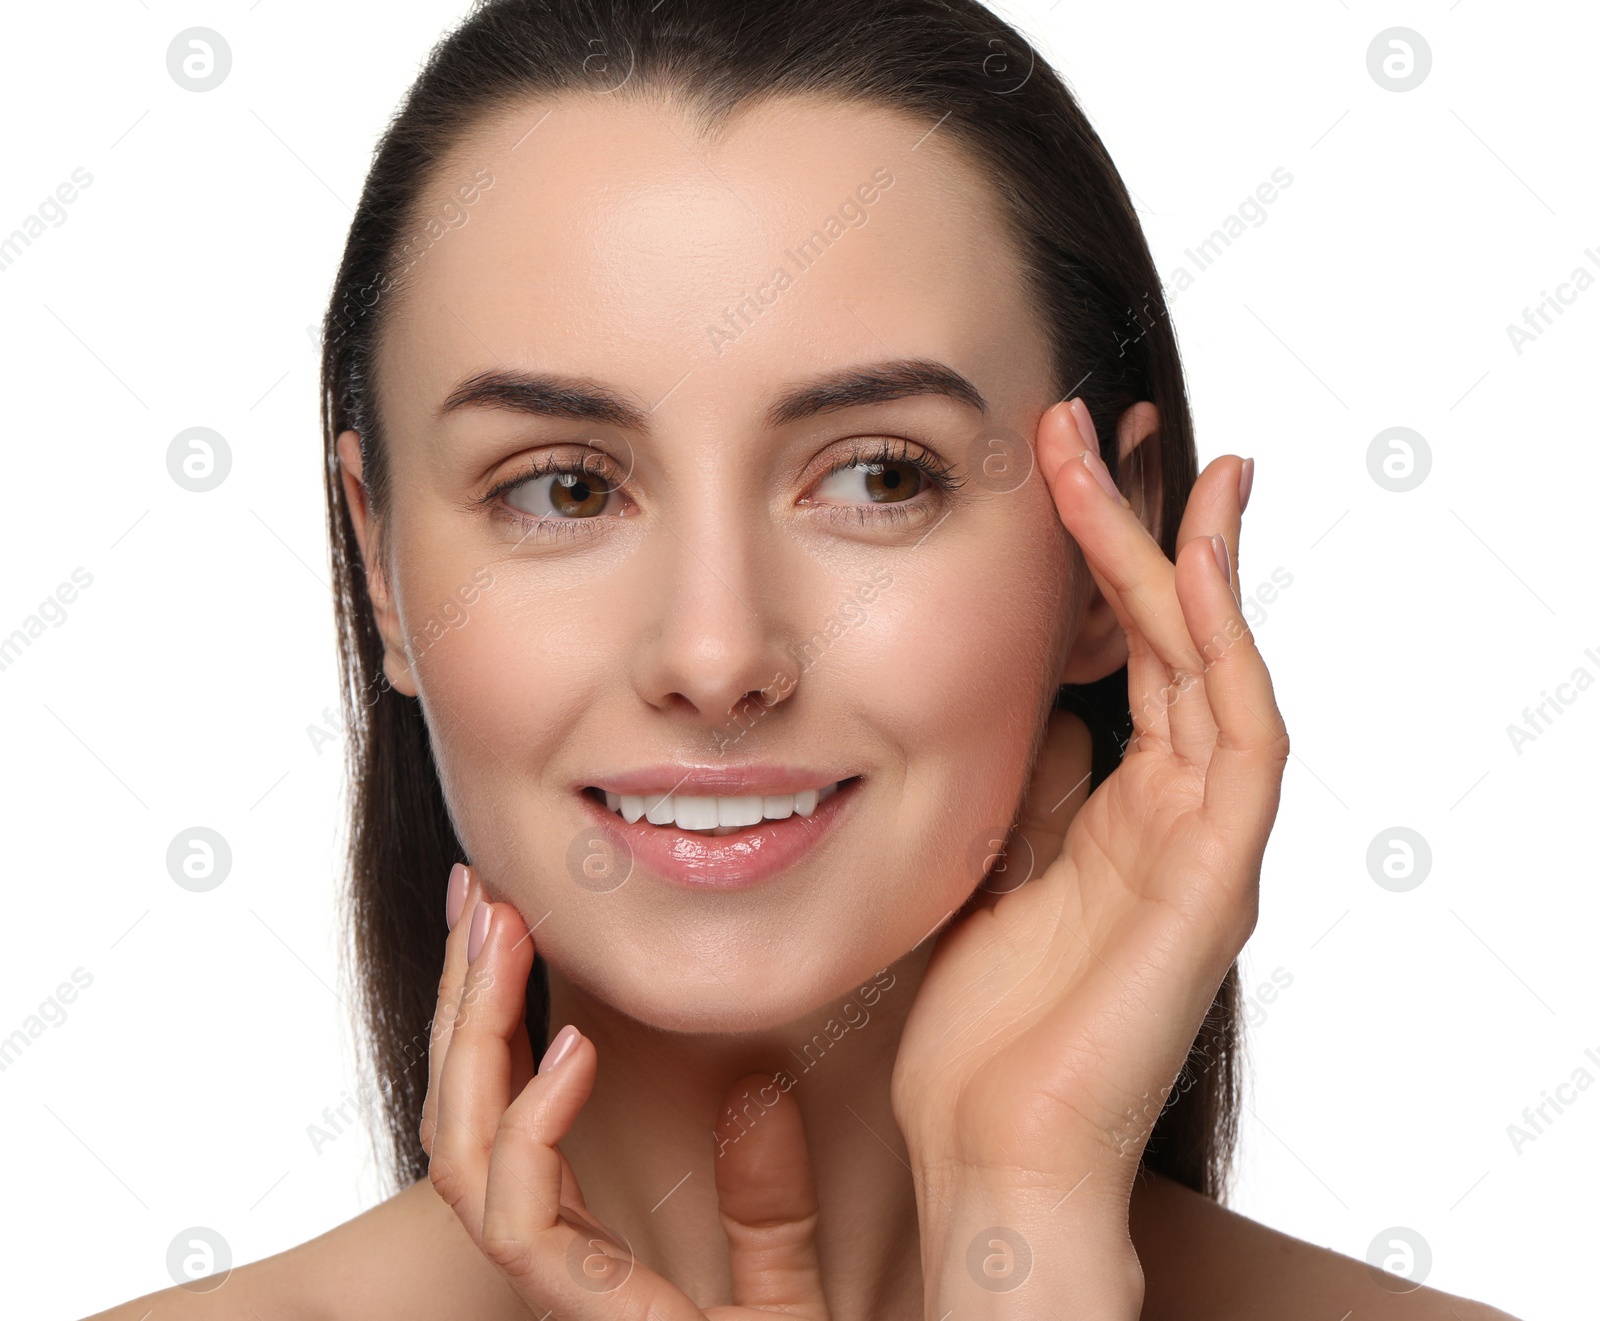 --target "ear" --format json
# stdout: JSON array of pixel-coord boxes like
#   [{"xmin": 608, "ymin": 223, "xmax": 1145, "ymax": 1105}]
[
  {"xmin": 1057, "ymin": 401, "xmax": 1162, "ymax": 685},
  {"xmin": 336, "ymin": 429, "xmax": 419, "ymax": 698}
]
